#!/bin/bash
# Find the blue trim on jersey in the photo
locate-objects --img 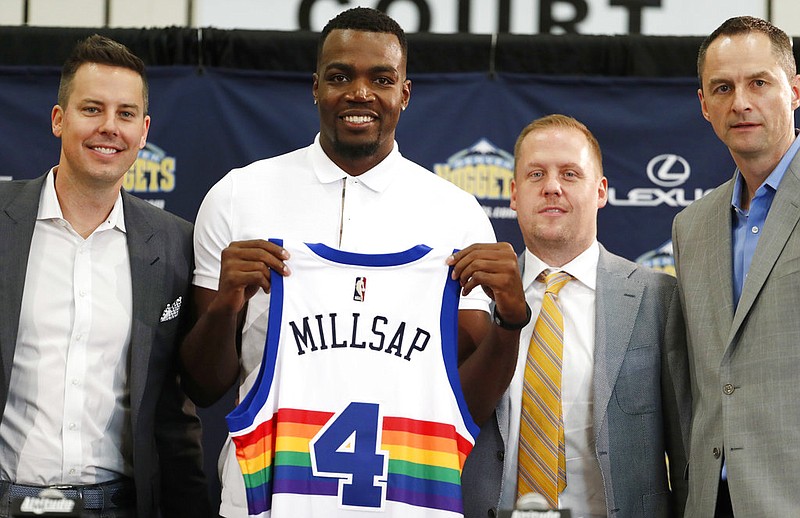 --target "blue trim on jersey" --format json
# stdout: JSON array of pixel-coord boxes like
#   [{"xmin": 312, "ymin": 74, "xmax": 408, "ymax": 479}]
[
  {"xmin": 306, "ymin": 242, "xmax": 433, "ymax": 267},
  {"xmin": 226, "ymin": 238, "xmax": 286, "ymax": 431},
  {"xmin": 440, "ymin": 249, "xmax": 480, "ymax": 439}
]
